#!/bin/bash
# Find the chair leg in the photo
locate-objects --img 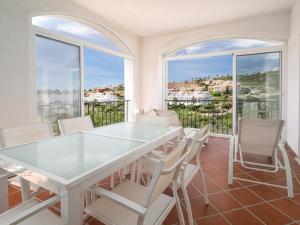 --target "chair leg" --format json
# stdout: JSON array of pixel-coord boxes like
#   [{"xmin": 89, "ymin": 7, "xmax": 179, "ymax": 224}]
[
  {"xmin": 172, "ymin": 181, "xmax": 186, "ymax": 225},
  {"xmin": 146, "ymin": 173, "xmax": 151, "ymax": 186},
  {"xmin": 110, "ymin": 174, "xmax": 115, "ymax": 189},
  {"xmin": 130, "ymin": 161, "xmax": 137, "ymax": 182},
  {"xmin": 182, "ymin": 184, "xmax": 194, "ymax": 225},
  {"xmin": 176, "ymin": 197, "xmax": 186, "ymax": 225},
  {"xmin": 0, "ymin": 170, "xmax": 8, "ymax": 213},
  {"xmin": 234, "ymin": 135, "xmax": 238, "ymax": 161},
  {"xmin": 280, "ymin": 146, "xmax": 294, "ymax": 198},
  {"xmin": 136, "ymin": 160, "xmax": 142, "ymax": 184},
  {"xmin": 204, "ymin": 136, "xmax": 209, "ymax": 145},
  {"xmin": 198, "ymin": 166, "xmax": 209, "ymax": 205},
  {"xmin": 228, "ymin": 136, "xmax": 235, "ymax": 185},
  {"xmin": 20, "ymin": 178, "xmax": 31, "ymax": 201}
]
